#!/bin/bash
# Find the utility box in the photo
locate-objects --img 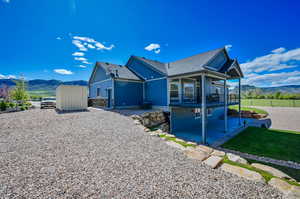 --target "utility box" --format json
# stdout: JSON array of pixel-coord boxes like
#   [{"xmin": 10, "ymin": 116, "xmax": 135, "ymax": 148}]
[{"xmin": 56, "ymin": 85, "xmax": 88, "ymax": 111}]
